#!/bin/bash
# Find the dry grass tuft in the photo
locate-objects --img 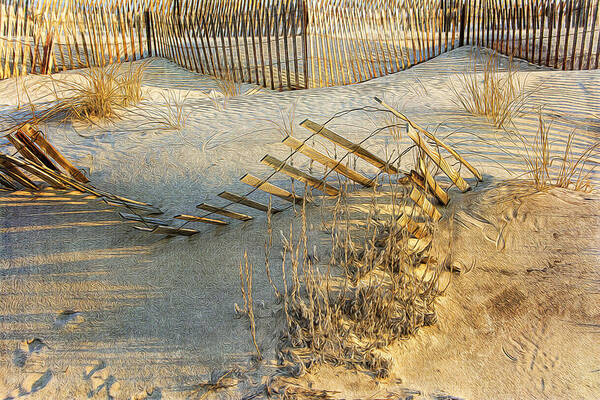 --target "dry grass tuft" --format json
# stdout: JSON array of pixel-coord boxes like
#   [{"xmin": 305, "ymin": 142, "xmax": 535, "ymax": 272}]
[
  {"xmin": 512, "ymin": 111, "xmax": 599, "ymax": 192},
  {"xmin": 21, "ymin": 62, "xmax": 148, "ymax": 126},
  {"xmin": 142, "ymin": 90, "xmax": 190, "ymax": 131},
  {"xmin": 237, "ymin": 251, "xmax": 262, "ymax": 361},
  {"xmin": 264, "ymin": 180, "xmax": 445, "ymax": 379},
  {"xmin": 208, "ymin": 70, "xmax": 244, "ymax": 110},
  {"xmin": 450, "ymin": 50, "xmax": 535, "ymax": 128}
]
